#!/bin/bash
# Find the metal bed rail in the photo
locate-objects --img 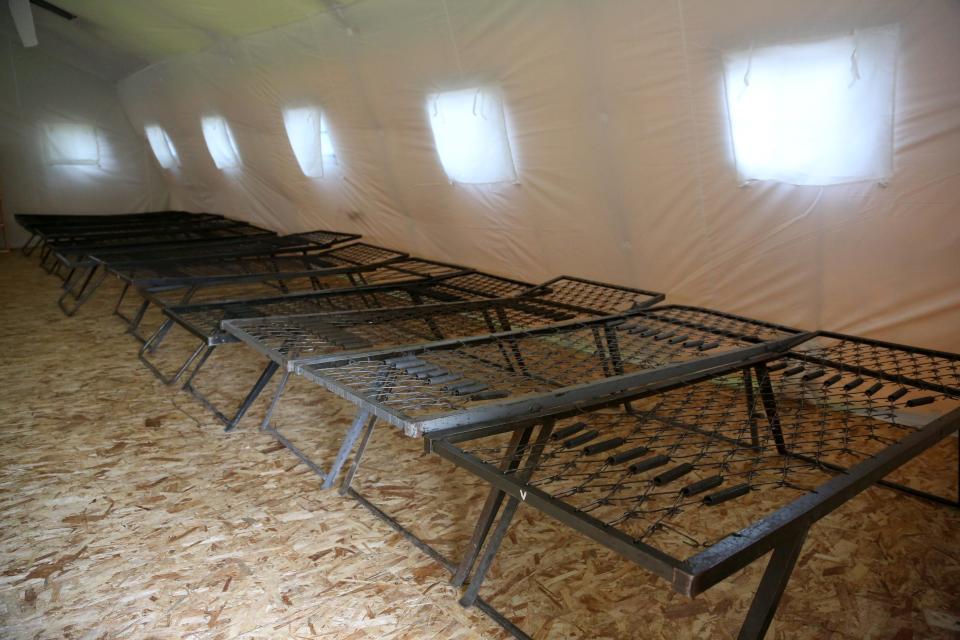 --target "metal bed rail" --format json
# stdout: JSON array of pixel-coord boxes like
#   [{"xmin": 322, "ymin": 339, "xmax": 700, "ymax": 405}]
[
  {"xmin": 424, "ymin": 330, "xmax": 960, "ymax": 639},
  {"xmin": 219, "ymin": 302, "xmax": 809, "ymax": 639},
  {"xmin": 40, "ymin": 219, "xmax": 271, "ymax": 278},
  {"xmin": 159, "ymin": 267, "xmax": 538, "ymax": 431},
  {"xmin": 58, "ymin": 240, "xmax": 396, "ymax": 318},
  {"xmin": 55, "ymin": 230, "xmax": 360, "ymax": 319}
]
